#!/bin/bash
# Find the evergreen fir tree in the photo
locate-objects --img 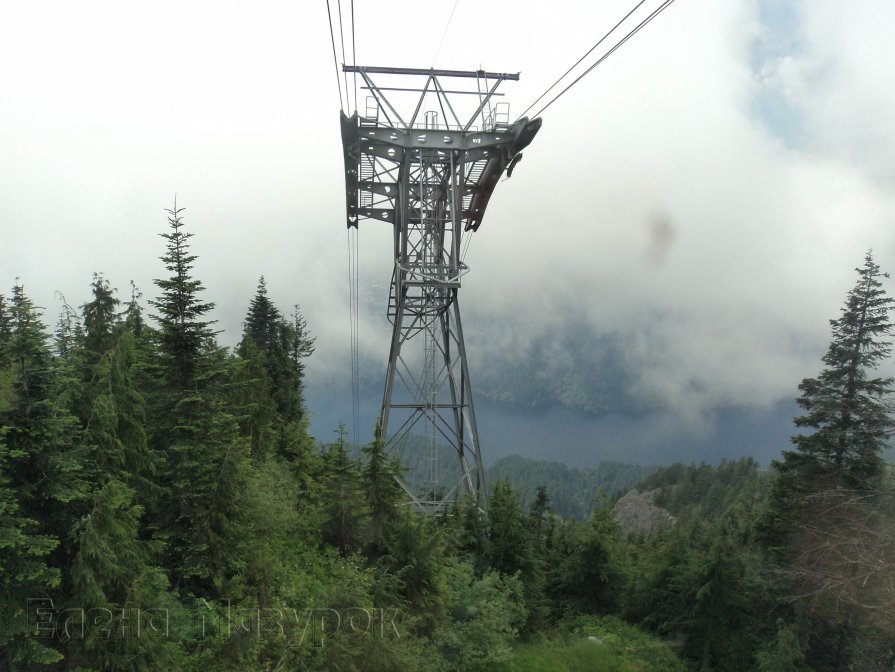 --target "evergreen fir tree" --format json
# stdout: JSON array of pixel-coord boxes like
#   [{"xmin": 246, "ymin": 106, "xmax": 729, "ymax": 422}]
[
  {"xmin": 760, "ymin": 253, "xmax": 895, "ymax": 670},
  {"xmin": 766, "ymin": 253, "xmax": 895, "ymax": 544},
  {"xmin": 0, "ymin": 430, "xmax": 63, "ymax": 668},
  {"xmin": 0, "ymin": 293, "xmax": 11, "ymax": 343},
  {"xmin": 1, "ymin": 284, "xmax": 87, "ymax": 540},
  {"xmin": 486, "ymin": 480, "xmax": 533, "ymax": 578},
  {"xmin": 149, "ymin": 201, "xmax": 216, "ymax": 394},
  {"xmin": 231, "ymin": 337, "xmax": 277, "ymax": 464},
  {"xmin": 244, "ymin": 276, "xmax": 279, "ymax": 353},
  {"xmin": 147, "ymin": 202, "xmax": 251, "ymax": 593},
  {"xmin": 0, "ymin": 284, "xmax": 87, "ymax": 665},
  {"xmin": 53, "ymin": 293, "xmax": 83, "ymax": 362},
  {"xmin": 322, "ymin": 424, "xmax": 365, "ymax": 556},
  {"xmin": 362, "ymin": 426, "xmax": 404, "ymax": 557},
  {"xmin": 778, "ymin": 252, "xmax": 894, "ymax": 493},
  {"xmin": 81, "ymin": 273, "xmax": 120, "ymax": 365}
]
